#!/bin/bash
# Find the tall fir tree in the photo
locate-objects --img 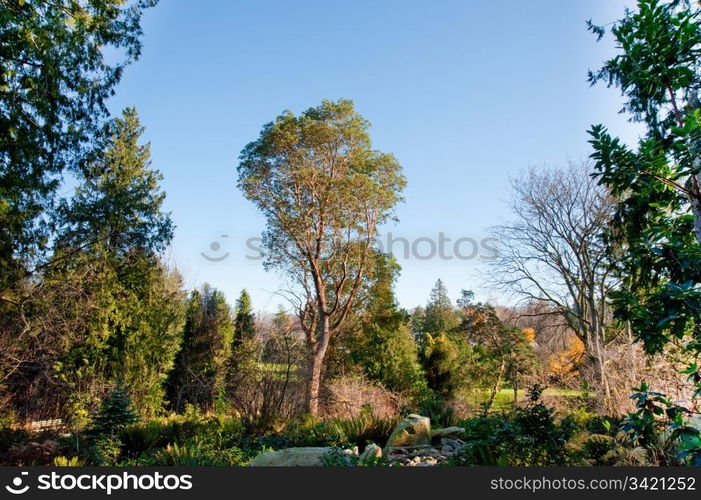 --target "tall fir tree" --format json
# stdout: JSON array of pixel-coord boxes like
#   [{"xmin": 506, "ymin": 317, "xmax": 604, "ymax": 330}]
[
  {"xmin": 234, "ymin": 289, "xmax": 256, "ymax": 345},
  {"xmin": 167, "ymin": 284, "xmax": 234, "ymax": 412},
  {"xmin": 345, "ymin": 253, "xmax": 426, "ymax": 397},
  {"xmin": 423, "ymin": 279, "xmax": 459, "ymax": 335},
  {"xmin": 45, "ymin": 108, "xmax": 184, "ymax": 417}
]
